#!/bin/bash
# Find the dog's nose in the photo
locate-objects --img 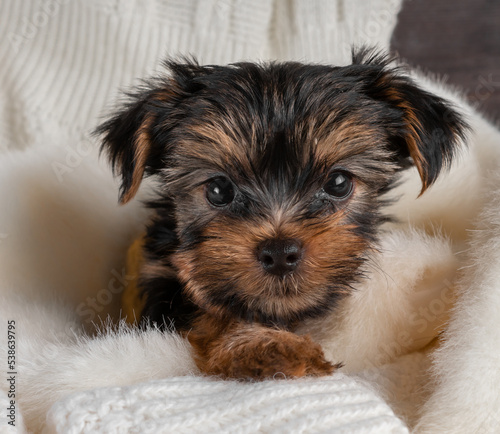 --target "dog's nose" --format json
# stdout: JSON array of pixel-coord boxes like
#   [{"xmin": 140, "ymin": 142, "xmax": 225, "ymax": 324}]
[{"xmin": 257, "ymin": 239, "xmax": 303, "ymax": 276}]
